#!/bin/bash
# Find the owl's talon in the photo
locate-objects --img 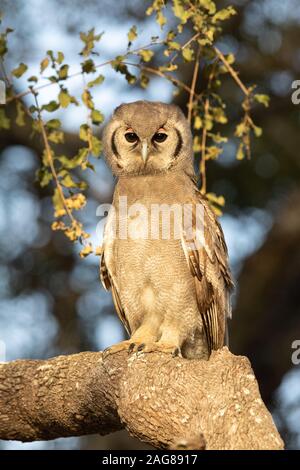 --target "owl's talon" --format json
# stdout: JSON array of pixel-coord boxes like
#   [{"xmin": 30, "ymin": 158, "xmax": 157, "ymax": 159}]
[
  {"xmin": 128, "ymin": 342, "xmax": 136, "ymax": 353},
  {"xmin": 127, "ymin": 341, "xmax": 147, "ymax": 354},
  {"xmin": 172, "ymin": 347, "xmax": 181, "ymax": 358},
  {"xmin": 103, "ymin": 340, "xmax": 182, "ymax": 359},
  {"xmin": 102, "ymin": 340, "xmax": 133, "ymax": 359},
  {"xmin": 130, "ymin": 342, "xmax": 182, "ymax": 357}
]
